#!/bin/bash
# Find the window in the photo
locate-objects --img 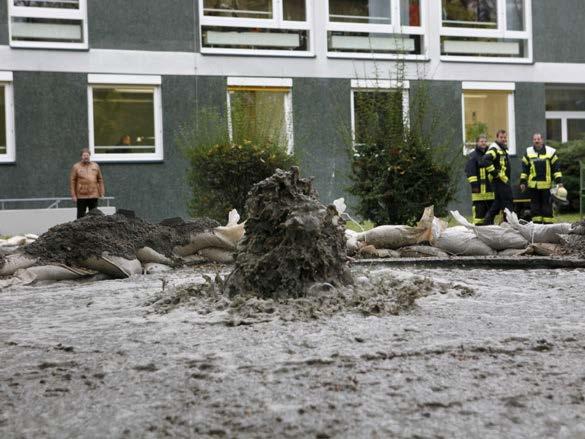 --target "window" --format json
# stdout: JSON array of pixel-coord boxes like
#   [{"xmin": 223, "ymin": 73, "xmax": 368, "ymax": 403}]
[
  {"xmin": 441, "ymin": 0, "xmax": 531, "ymax": 62},
  {"xmin": 545, "ymin": 85, "xmax": 585, "ymax": 143},
  {"xmin": 87, "ymin": 75, "xmax": 163, "ymax": 162},
  {"xmin": 226, "ymin": 77, "xmax": 294, "ymax": 153},
  {"xmin": 199, "ymin": 0, "xmax": 312, "ymax": 55},
  {"xmin": 351, "ymin": 79, "xmax": 410, "ymax": 146},
  {"xmin": 0, "ymin": 72, "xmax": 16, "ymax": 164},
  {"xmin": 8, "ymin": 0, "xmax": 88, "ymax": 49},
  {"xmin": 462, "ymin": 82, "xmax": 516, "ymax": 155},
  {"xmin": 327, "ymin": 0, "xmax": 425, "ymax": 58}
]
